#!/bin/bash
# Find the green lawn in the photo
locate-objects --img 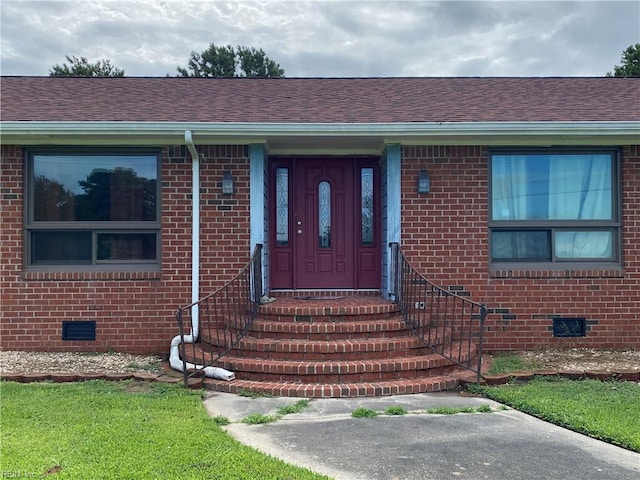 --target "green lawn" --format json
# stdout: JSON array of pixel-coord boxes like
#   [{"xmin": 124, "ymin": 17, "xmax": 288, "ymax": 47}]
[
  {"xmin": 471, "ymin": 377, "xmax": 640, "ymax": 452},
  {"xmin": 486, "ymin": 353, "xmax": 542, "ymax": 374},
  {"xmin": 0, "ymin": 380, "xmax": 330, "ymax": 480}
]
